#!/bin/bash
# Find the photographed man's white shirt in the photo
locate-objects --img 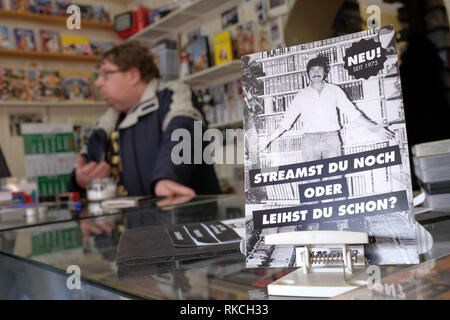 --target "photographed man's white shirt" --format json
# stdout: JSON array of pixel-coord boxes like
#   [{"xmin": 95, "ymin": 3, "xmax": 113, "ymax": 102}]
[{"xmin": 278, "ymin": 83, "xmax": 361, "ymax": 133}]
